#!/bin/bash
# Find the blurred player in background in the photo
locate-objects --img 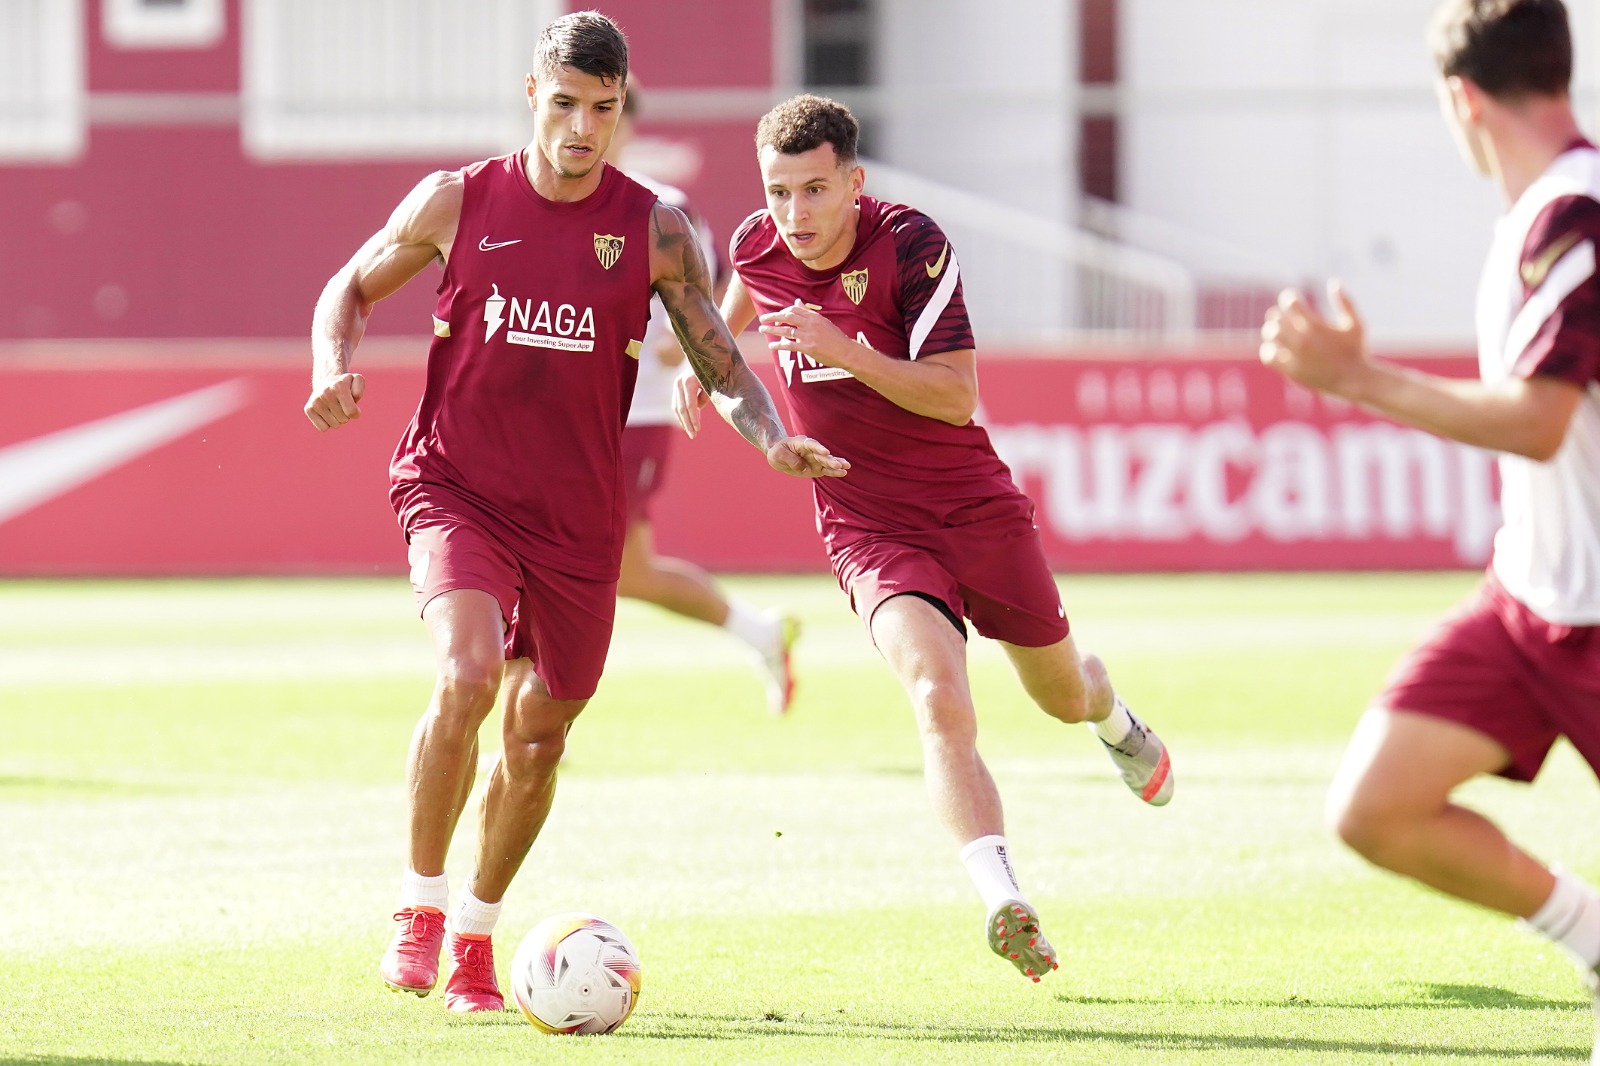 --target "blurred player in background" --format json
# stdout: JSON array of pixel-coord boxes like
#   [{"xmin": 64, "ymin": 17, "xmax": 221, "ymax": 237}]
[
  {"xmin": 677, "ymin": 94, "xmax": 1174, "ymax": 983},
  {"xmin": 1260, "ymin": 1, "xmax": 1600, "ymax": 1057},
  {"xmin": 608, "ymin": 87, "xmax": 800, "ymax": 717},
  {"xmin": 304, "ymin": 13, "xmax": 844, "ymax": 1015}
]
